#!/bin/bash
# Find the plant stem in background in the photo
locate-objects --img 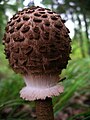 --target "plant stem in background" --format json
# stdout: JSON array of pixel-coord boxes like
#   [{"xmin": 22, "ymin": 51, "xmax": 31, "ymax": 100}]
[{"xmin": 35, "ymin": 97, "xmax": 54, "ymax": 120}]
